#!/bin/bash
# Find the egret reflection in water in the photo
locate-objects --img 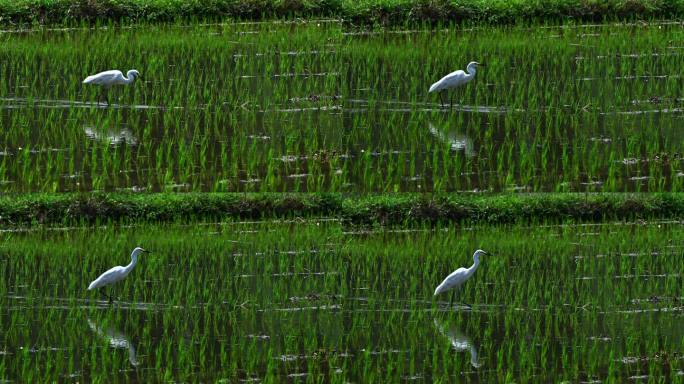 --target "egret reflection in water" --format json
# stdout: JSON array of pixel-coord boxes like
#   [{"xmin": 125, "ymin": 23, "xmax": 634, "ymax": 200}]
[
  {"xmin": 87, "ymin": 318, "xmax": 140, "ymax": 366},
  {"xmin": 433, "ymin": 317, "xmax": 481, "ymax": 368},
  {"xmin": 84, "ymin": 125, "xmax": 138, "ymax": 146},
  {"xmin": 428, "ymin": 122, "xmax": 475, "ymax": 157}
]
